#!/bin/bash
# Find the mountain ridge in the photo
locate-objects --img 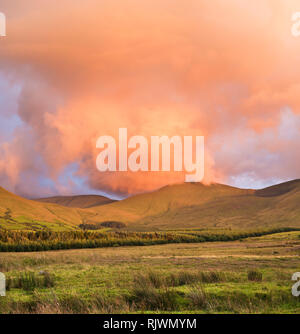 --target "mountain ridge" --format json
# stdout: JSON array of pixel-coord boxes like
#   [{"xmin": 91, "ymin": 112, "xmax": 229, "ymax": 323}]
[
  {"xmin": 35, "ymin": 194, "xmax": 115, "ymax": 208},
  {"xmin": 1, "ymin": 179, "xmax": 300, "ymax": 231}
]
